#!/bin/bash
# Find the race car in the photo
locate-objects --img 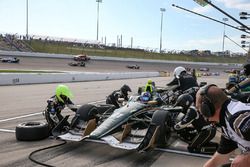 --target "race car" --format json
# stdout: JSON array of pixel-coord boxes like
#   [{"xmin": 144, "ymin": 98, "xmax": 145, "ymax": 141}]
[
  {"xmin": 73, "ymin": 54, "xmax": 90, "ymax": 61},
  {"xmin": 126, "ymin": 64, "xmax": 140, "ymax": 69},
  {"xmin": 224, "ymin": 68, "xmax": 241, "ymax": 74},
  {"xmin": 1, "ymin": 57, "xmax": 20, "ymax": 63},
  {"xmin": 16, "ymin": 88, "xmax": 215, "ymax": 154},
  {"xmin": 51, "ymin": 96, "xmax": 173, "ymax": 151},
  {"xmin": 198, "ymin": 67, "xmax": 209, "ymax": 71},
  {"xmin": 68, "ymin": 62, "xmax": 85, "ymax": 67}
]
